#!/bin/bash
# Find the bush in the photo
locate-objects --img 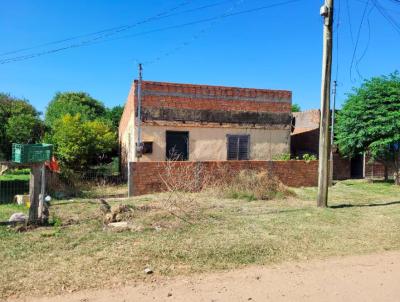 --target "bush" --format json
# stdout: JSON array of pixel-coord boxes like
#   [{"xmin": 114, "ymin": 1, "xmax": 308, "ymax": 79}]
[
  {"xmin": 4, "ymin": 168, "xmax": 30, "ymax": 175},
  {"xmin": 49, "ymin": 114, "xmax": 117, "ymax": 171},
  {"xmin": 302, "ymin": 153, "xmax": 317, "ymax": 161},
  {"xmin": 158, "ymin": 161, "xmax": 202, "ymax": 223},
  {"xmin": 272, "ymin": 153, "xmax": 291, "ymax": 161},
  {"xmin": 219, "ymin": 170, "xmax": 295, "ymax": 201}
]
